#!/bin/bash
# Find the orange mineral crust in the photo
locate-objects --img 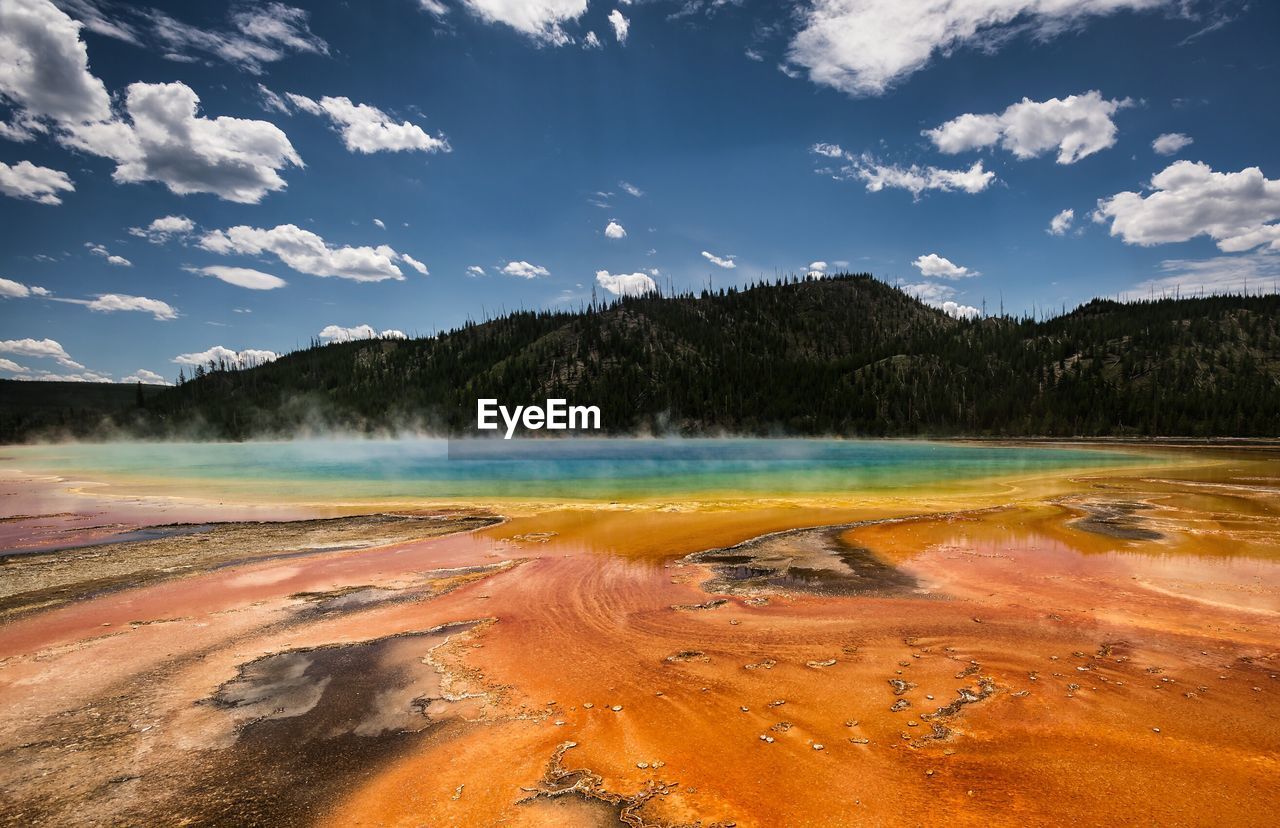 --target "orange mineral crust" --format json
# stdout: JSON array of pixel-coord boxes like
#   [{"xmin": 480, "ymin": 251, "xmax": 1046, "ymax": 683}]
[{"xmin": 0, "ymin": 457, "xmax": 1277, "ymax": 827}]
